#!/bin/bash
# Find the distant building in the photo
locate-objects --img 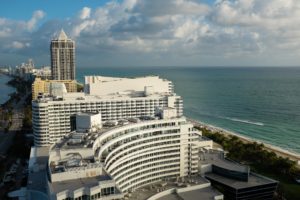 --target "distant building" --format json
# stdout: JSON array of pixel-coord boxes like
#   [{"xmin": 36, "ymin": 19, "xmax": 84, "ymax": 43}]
[
  {"xmin": 32, "ymin": 78, "xmax": 77, "ymax": 100},
  {"xmin": 50, "ymin": 30, "xmax": 75, "ymax": 80},
  {"xmin": 33, "ymin": 66, "xmax": 52, "ymax": 80},
  {"xmin": 11, "ymin": 59, "xmax": 35, "ymax": 81}
]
